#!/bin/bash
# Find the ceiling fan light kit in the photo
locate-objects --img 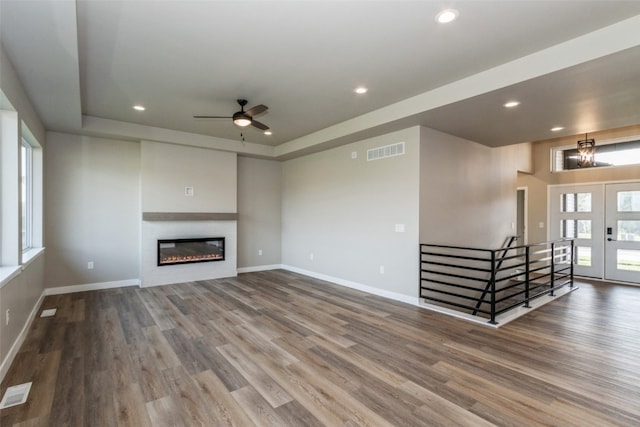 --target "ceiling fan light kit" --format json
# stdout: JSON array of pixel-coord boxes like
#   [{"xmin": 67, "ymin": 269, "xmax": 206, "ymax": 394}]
[
  {"xmin": 232, "ymin": 113, "xmax": 252, "ymax": 127},
  {"xmin": 194, "ymin": 99, "xmax": 270, "ymax": 133}
]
